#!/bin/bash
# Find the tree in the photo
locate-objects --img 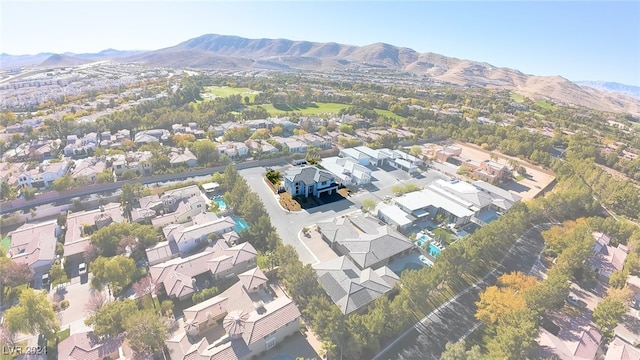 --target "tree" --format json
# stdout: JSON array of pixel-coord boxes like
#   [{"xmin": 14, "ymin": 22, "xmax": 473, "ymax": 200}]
[
  {"xmin": 85, "ymin": 299, "xmax": 138, "ymax": 338},
  {"xmin": 487, "ymin": 309, "xmax": 538, "ymax": 360},
  {"xmin": 441, "ymin": 340, "xmax": 485, "ymax": 360},
  {"xmin": 84, "ymin": 290, "xmax": 108, "ymax": 317},
  {"xmin": 476, "ymin": 272, "xmax": 537, "ymax": 326},
  {"xmin": 120, "ymin": 182, "xmax": 150, "ymax": 209},
  {"xmin": 51, "ymin": 174, "xmax": 75, "ymax": 191},
  {"xmin": 410, "ymin": 145, "xmax": 422, "ymax": 158},
  {"xmin": 124, "ymin": 310, "xmax": 169, "ymax": 357},
  {"xmin": 49, "ymin": 262, "xmax": 69, "ymax": 288},
  {"xmin": 592, "ymin": 297, "xmax": 626, "ymax": 338},
  {"xmin": 133, "ymin": 275, "xmax": 158, "ymax": 311},
  {"xmin": 96, "ymin": 170, "xmax": 115, "ymax": 183},
  {"xmin": 3, "ymin": 288, "xmax": 59, "ymax": 339},
  {"xmin": 362, "ymin": 198, "xmax": 377, "ymax": 213},
  {"xmin": 609, "ymin": 270, "xmax": 628, "ymax": 289},
  {"xmin": 0, "ymin": 259, "xmax": 32, "ymax": 296},
  {"xmin": 90, "ymin": 222, "xmax": 157, "ymax": 257},
  {"xmin": 90, "ymin": 256, "xmax": 137, "ymax": 295}
]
